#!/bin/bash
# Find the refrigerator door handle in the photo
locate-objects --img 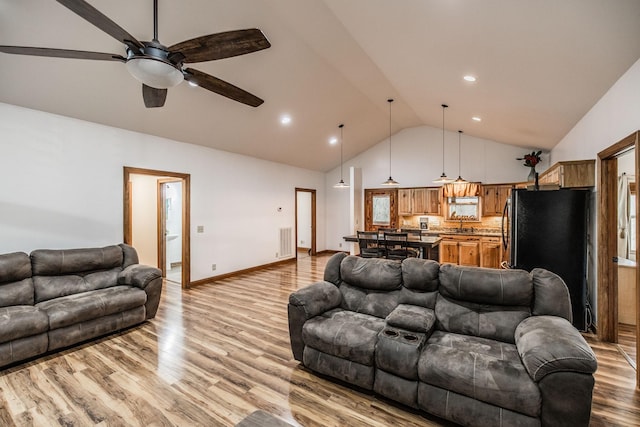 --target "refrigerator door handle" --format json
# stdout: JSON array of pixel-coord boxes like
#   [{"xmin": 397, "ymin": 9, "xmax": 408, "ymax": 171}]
[{"xmin": 501, "ymin": 199, "xmax": 509, "ymax": 250}]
